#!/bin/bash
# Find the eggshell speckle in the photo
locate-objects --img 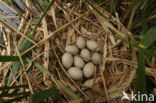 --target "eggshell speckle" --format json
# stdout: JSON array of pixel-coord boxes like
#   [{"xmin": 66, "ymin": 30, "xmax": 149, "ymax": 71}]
[
  {"xmin": 83, "ymin": 62, "xmax": 95, "ymax": 78},
  {"xmin": 80, "ymin": 48, "xmax": 91, "ymax": 62},
  {"xmin": 74, "ymin": 56, "xmax": 85, "ymax": 68},
  {"xmin": 65, "ymin": 45, "xmax": 79, "ymax": 54},
  {"xmin": 76, "ymin": 36, "xmax": 86, "ymax": 49},
  {"xmin": 62, "ymin": 52, "xmax": 73, "ymax": 68},
  {"xmin": 91, "ymin": 52, "xmax": 101, "ymax": 65},
  {"xmin": 86, "ymin": 40, "xmax": 99, "ymax": 51},
  {"xmin": 68, "ymin": 67, "xmax": 83, "ymax": 80}
]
